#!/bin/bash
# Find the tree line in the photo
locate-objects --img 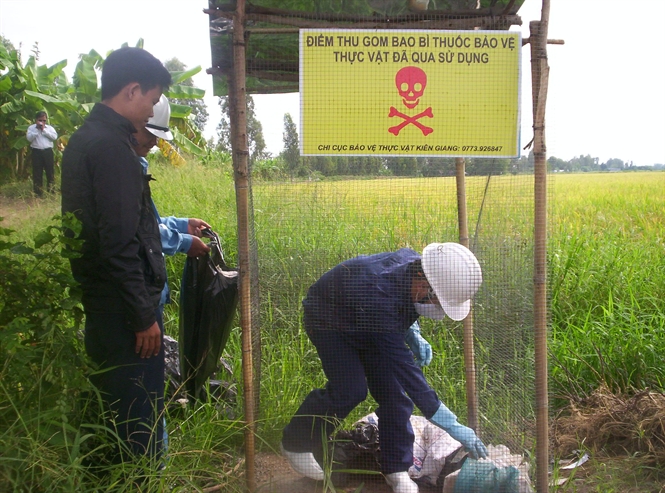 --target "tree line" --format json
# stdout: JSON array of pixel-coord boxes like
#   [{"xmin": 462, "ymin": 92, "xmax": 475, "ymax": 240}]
[
  {"xmin": 213, "ymin": 97, "xmax": 533, "ymax": 179},
  {"xmin": 214, "ymin": 96, "xmax": 660, "ymax": 180}
]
